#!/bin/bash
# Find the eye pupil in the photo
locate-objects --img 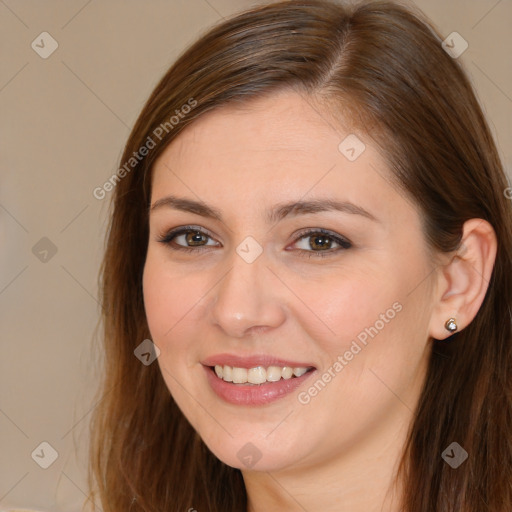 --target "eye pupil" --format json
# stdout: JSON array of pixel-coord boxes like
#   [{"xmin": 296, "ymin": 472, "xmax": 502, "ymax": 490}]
[
  {"xmin": 187, "ymin": 231, "xmax": 206, "ymax": 246},
  {"xmin": 310, "ymin": 235, "xmax": 332, "ymax": 250}
]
